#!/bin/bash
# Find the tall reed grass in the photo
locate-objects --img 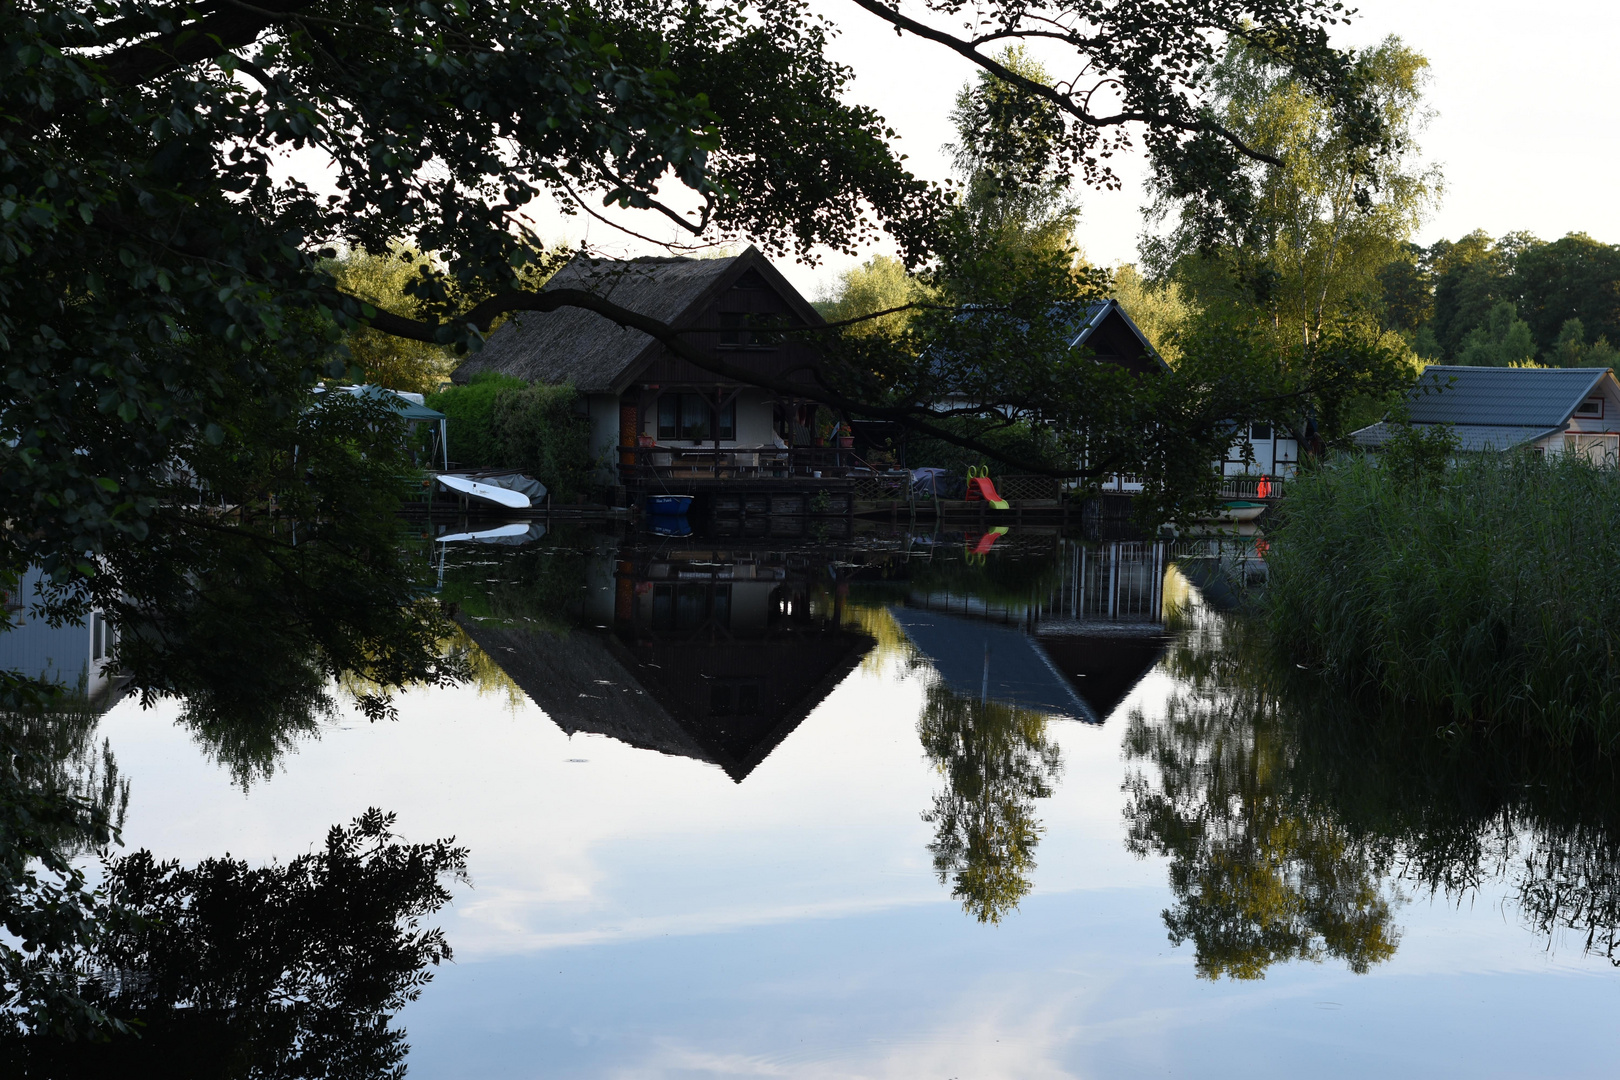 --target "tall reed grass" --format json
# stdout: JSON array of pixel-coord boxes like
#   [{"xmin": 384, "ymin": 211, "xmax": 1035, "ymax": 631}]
[{"xmin": 1267, "ymin": 451, "xmax": 1620, "ymax": 746}]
